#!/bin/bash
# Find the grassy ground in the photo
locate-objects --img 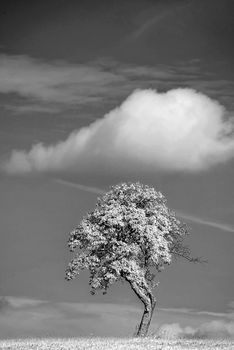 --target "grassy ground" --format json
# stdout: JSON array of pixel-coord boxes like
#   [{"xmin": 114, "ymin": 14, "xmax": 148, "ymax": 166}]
[{"xmin": 0, "ymin": 338, "xmax": 233, "ymax": 350}]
